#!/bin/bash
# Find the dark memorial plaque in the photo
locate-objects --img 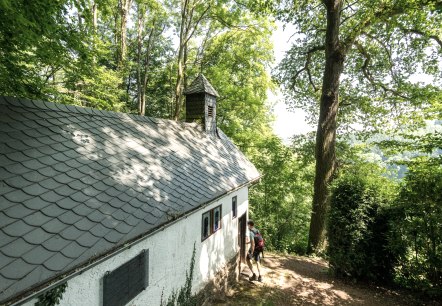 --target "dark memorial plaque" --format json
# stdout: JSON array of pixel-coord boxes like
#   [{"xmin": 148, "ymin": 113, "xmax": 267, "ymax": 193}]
[{"xmin": 103, "ymin": 250, "xmax": 149, "ymax": 306}]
